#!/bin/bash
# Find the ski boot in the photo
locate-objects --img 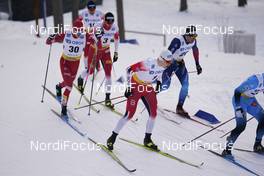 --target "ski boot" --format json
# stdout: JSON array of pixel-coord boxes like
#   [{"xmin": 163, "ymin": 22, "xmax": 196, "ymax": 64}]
[
  {"xmin": 144, "ymin": 133, "xmax": 159, "ymax": 151},
  {"xmin": 105, "ymin": 93, "xmax": 114, "ymax": 109},
  {"xmin": 56, "ymin": 84, "xmax": 62, "ymax": 102},
  {"xmin": 222, "ymin": 148, "xmax": 232, "ymax": 157},
  {"xmin": 61, "ymin": 105, "xmax": 68, "ymax": 121},
  {"xmin": 253, "ymin": 142, "xmax": 264, "ymax": 153},
  {"xmin": 107, "ymin": 131, "xmax": 118, "ymax": 151},
  {"xmin": 176, "ymin": 104, "xmax": 190, "ymax": 118},
  {"xmin": 77, "ymin": 77, "xmax": 84, "ymax": 94},
  {"xmin": 222, "ymin": 136, "xmax": 233, "ymax": 156}
]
